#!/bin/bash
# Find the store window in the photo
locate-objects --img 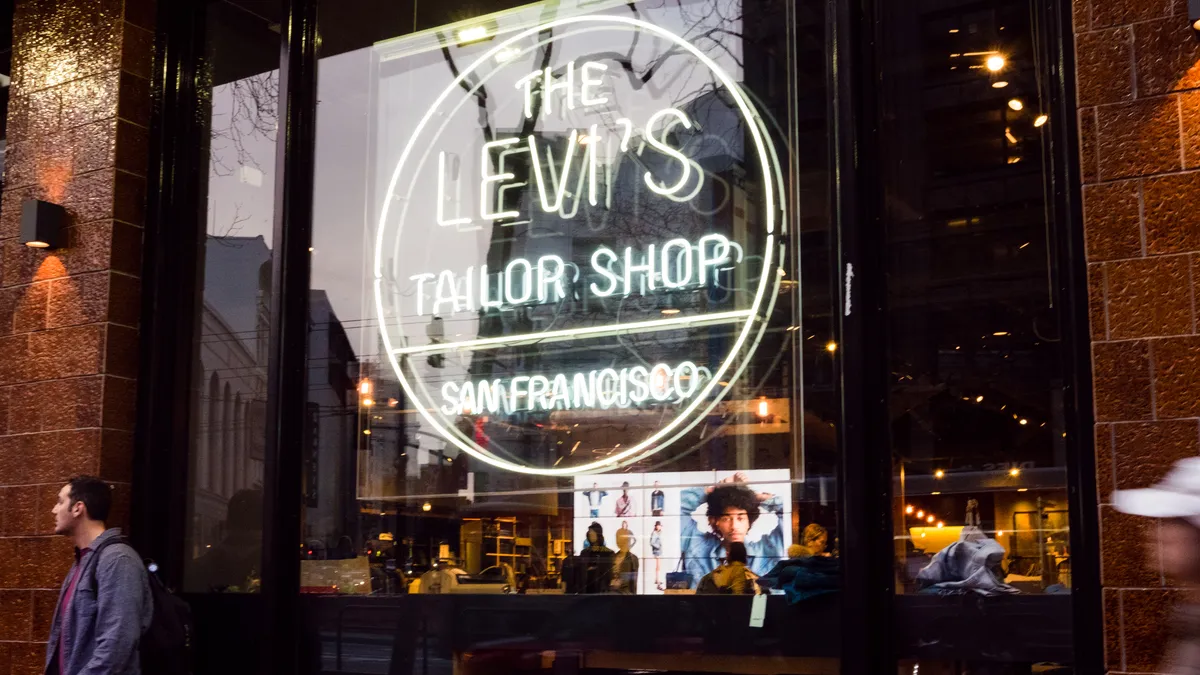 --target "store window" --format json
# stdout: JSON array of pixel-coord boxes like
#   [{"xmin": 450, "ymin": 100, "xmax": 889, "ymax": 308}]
[
  {"xmin": 181, "ymin": 0, "xmax": 280, "ymax": 593},
  {"xmin": 301, "ymin": 0, "xmax": 837, "ymax": 670},
  {"xmin": 880, "ymin": 0, "xmax": 1075, "ymax": 670}
]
